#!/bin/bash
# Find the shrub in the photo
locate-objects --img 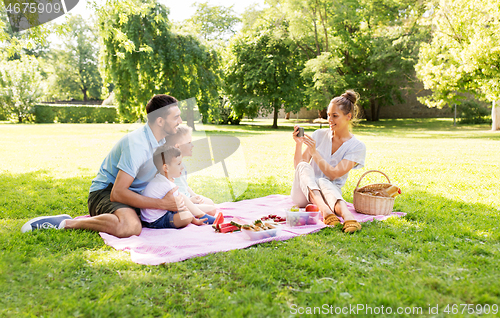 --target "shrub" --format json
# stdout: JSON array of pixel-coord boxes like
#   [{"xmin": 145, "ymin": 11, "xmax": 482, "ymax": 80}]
[
  {"xmin": 458, "ymin": 100, "xmax": 492, "ymax": 124},
  {"xmin": 205, "ymin": 97, "xmax": 241, "ymax": 125},
  {"xmin": 0, "ymin": 108, "xmax": 6, "ymax": 120},
  {"xmin": 0, "ymin": 56, "xmax": 44, "ymax": 123},
  {"xmin": 34, "ymin": 104, "xmax": 117, "ymax": 123}
]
